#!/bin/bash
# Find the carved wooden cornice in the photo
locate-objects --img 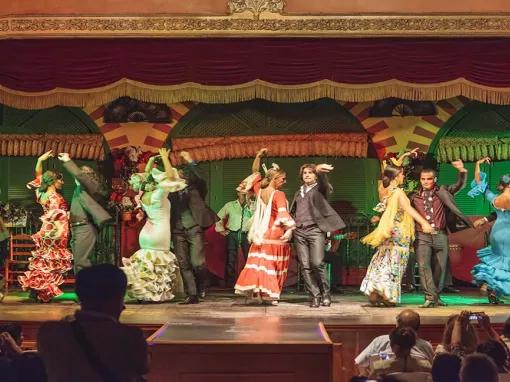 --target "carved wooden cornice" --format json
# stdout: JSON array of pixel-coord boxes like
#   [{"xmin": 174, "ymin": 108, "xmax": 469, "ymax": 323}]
[{"xmin": 2, "ymin": 14, "xmax": 510, "ymax": 38}]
